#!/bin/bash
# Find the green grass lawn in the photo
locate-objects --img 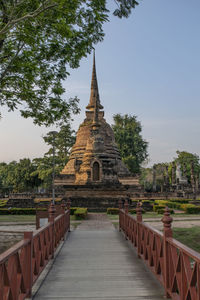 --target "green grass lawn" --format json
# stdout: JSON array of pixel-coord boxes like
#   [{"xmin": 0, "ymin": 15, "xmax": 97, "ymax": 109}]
[
  {"xmin": 173, "ymin": 226, "xmax": 200, "ymax": 253},
  {"xmin": 0, "ymin": 214, "xmax": 82, "ymax": 223},
  {"xmin": 0, "ymin": 215, "xmax": 36, "ymax": 222},
  {"xmin": 107, "ymin": 211, "xmax": 200, "ymax": 221}
]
